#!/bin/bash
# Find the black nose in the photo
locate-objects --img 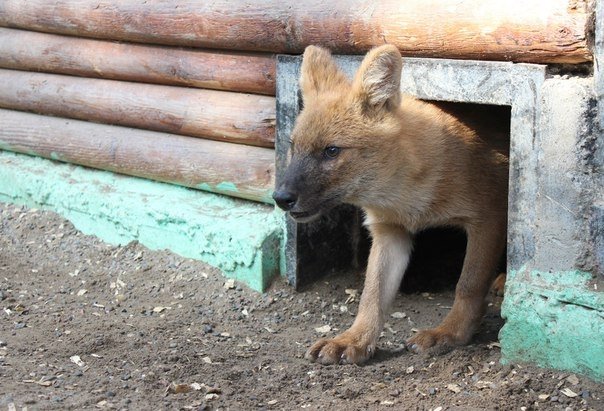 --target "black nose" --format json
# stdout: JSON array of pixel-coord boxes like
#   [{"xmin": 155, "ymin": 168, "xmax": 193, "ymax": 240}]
[{"xmin": 273, "ymin": 190, "xmax": 298, "ymax": 211}]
